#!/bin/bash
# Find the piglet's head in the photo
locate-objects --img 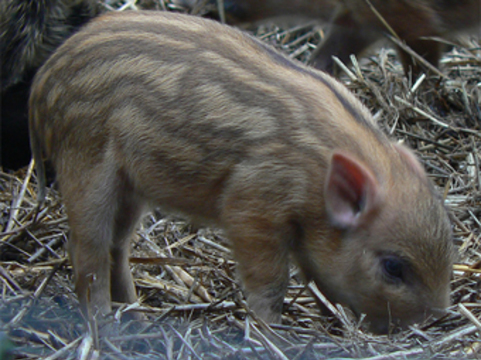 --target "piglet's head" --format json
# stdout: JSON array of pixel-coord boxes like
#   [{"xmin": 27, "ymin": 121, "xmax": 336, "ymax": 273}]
[{"xmin": 302, "ymin": 145, "xmax": 454, "ymax": 334}]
